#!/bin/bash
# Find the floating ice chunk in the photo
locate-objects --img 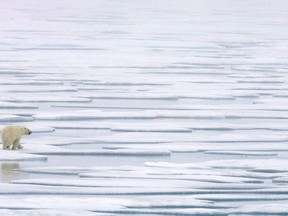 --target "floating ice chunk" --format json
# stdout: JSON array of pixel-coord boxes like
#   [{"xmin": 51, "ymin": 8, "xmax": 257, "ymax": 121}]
[
  {"xmin": 237, "ymin": 78, "xmax": 285, "ymax": 84},
  {"xmin": 81, "ymin": 81, "xmax": 169, "ymax": 86},
  {"xmin": 11, "ymin": 177, "xmax": 234, "ymax": 187},
  {"xmin": 103, "ymin": 144, "xmax": 199, "ymax": 153},
  {"xmin": 88, "ymin": 133, "xmax": 189, "ymax": 144},
  {"xmin": 111, "ymin": 125, "xmax": 192, "ymax": 133},
  {"xmin": 204, "ymin": 151, "xmax": 278, "ymax": 157},
  {"xmin": 78, "ymin": 93, "xmax": 179, "ymax": 100},
  {"xmin": 0, "ymin": 210, "xmax": 107, "ymax": 216},
  {"xmin": 0, "ymin": 115, "xmax": 33, "ymax": 122},
  {"xmin": 0, "ymin": 196, "xmax": 125, "ymax": 214},
  {"xmin": 20, "ymin": 166, "xmax": 93, "ymax": 175},
  {"xmin": 149, "ymin": 110, "xmax": 225, "ymax": 119},
  {"xmin": 233, "ymin": 85, "xmax": 288, "ymax": 91},
  {"xmin": 272, "ymin": 177, "xmax": 288, "ymax": 183},
  {"xmin": 194, "ymin": 194, "xmax": 288, "ymax": 202},
  {"xmin": 254, "ymin": 98, "xmax": 288, "ymax": 104},
  {"xmin": 26, "ymin": 136, "xmax": 95, "ymax": 146},
  {"xmin": 186, "ymin": 121, "xmax": 288, "ymax": 131},
  {"xmin": 231, "ymin": 92, "xmax": 260, "ymax": 98},
  {"xmin": 233, "ymin": 203, "xmax": 288, "ymax": 215},
  {"xmin": 0, "ymin": 109, "xmax": 37, "ymax": 117},
  {"xmin": 8, "ymin": 86, "xmax": 78, "ymax": 92},
  {"xmin": 202, "ymin": 159, "xmax": 288, "ymax": 173},
  {"xmin": 5, "ymin": 96, "xmax": 92, "ymax": 103},
  {"xmin": 19, "ymin": 165, "xmax": 272, "ymax": 182},
  {"xmin": 0, "ymin": 102, "xmax": 38, "ymax": 109},
  {"xmin": 79, "ymin": 172, "xmax": 263, "ymax": 184},
  {"xmin": 49, "ymin": 123, "xmax": 111, "ymax": 130},
  {"xmin": 0, "ymin": 183, "xmax": 210, "ymax": 195},
  {"xmin": 124, "ymin": 196, "xmax": 215, "ymax": 209},
  {"xmin": 76, "ymin": 88, "xmax": 234, "ymax": 101},
  {"xmin": 0, "ymin": 196, "xmax": 223, "ymax": 216},
  {"xmin": 96, "ymin": 132, "xmax": 287, "ymax": 144},
  {"xmin": 179, "ymin": 94, "xmax": 235, "ymax": 100},
  {"xmin": 0, "ymin": 80, "xmax": 63, "ymax": 85},
  {"xmin": 22, "ymin": 143, "xmax": 170, "ymax": 156},
  {"xmin": 0, "ymin": 151, "xmax": 47, "ymax": 161},
  {"xmin": 170, "ymin": 103, "xmax": 288, "ymax": 111},
  {"xmin": 34, "ymin": 110, "xmax": 156, "ymax": 121},
  {"xmin": 274, "ymin": 93, "xmax": 288, "ymax": 98},
  {"xmin": 51, "ymin": 103, "xmax": 288, "ymax": 112},
  {"xmin": 225, "ymin": 110, "xmax": 288, "ymax": 119},
  {"xmin": 104, "ymin": 141, "xmax": 288, "ymax": 152},
  {"xmin": 101, "ymin": 208, "xmax": 228, "ymax": 215},
  {"xmin": 147, "ymin": 159, "xmax": 288, "ymax": 174},
  {"xmin": 198, "ymin": 134, "xmax": 287, "ymax": 143}
]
